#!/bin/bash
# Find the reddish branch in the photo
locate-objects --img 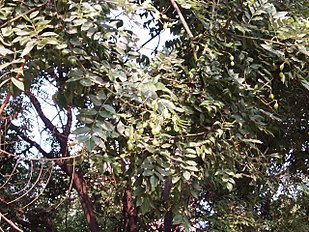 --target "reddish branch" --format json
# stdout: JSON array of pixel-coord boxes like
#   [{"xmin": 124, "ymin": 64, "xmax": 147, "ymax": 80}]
[
  {"xmin": 0, "ymin": 94, "xmax": 11, "ymax": 116},
  {"xmin": 0, "ymin": 212, "xmax": 23, "ymax": 232},
  {"xmin": 61, "ymin": 164, "xmax": 100, "ymax": 232},
  {"xmin": 123, "ymin": 187, "xmax": 138, "ymax": 232},
  {"xmin": 25, "ymin": 91, "xmax": 72, "ymax": 157},
  {"xmin": 19, "ymin": 91, "xmax": 100, "ymax": 231},
  {"xmin": 170, "ymin": 0, "xmax": 197, "ymax": 61},
  {"xmin": 25, "ymin": 91, "xmax": 62, "ymax": 136}
]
